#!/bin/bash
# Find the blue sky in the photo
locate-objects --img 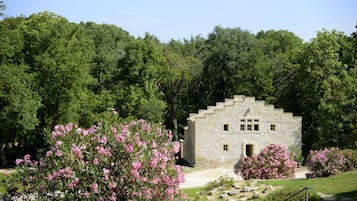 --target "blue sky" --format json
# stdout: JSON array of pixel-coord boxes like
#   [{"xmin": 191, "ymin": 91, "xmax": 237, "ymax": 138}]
[{"xmin": 4, "ymin": 0, "xmax": 357, "ymax": 42}]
